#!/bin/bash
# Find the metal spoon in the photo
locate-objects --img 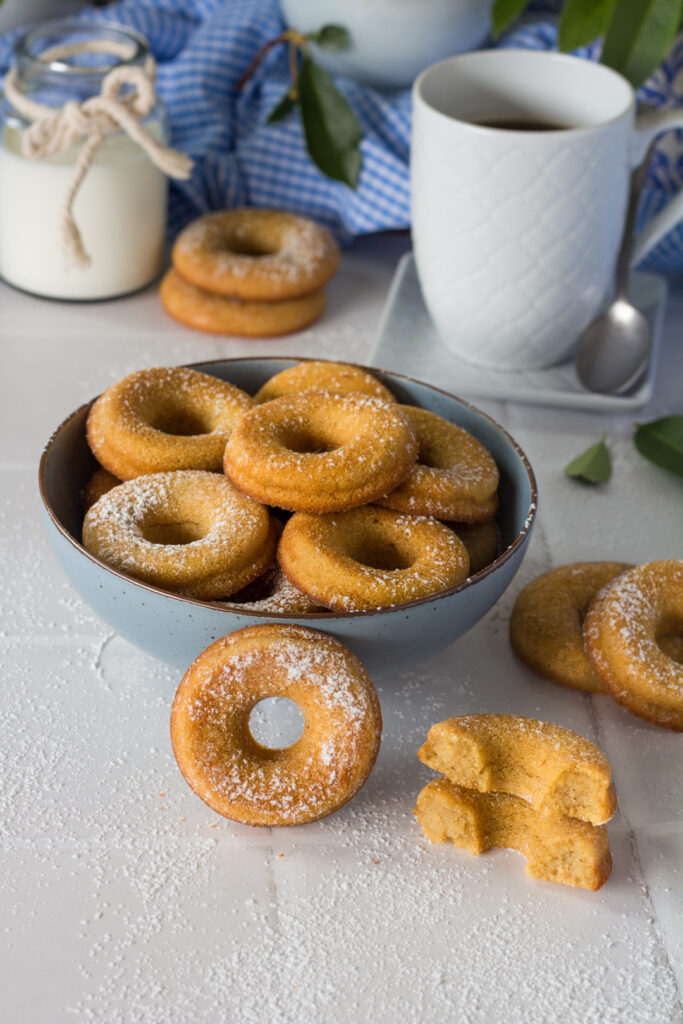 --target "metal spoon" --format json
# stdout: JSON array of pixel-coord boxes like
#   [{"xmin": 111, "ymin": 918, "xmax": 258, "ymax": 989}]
[{"xmin": 576, "ymin": 157, "xmax": 651, "ymax": 395}]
